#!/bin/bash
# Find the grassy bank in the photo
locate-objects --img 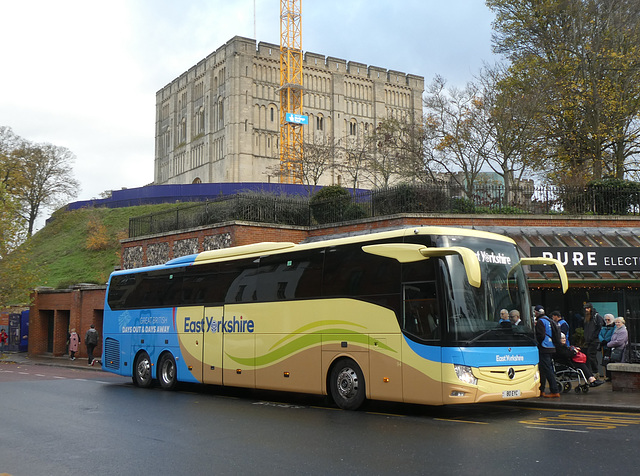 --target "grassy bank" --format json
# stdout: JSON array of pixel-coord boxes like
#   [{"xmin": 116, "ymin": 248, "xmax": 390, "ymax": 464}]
[{"xmin": 27, "ymin": 203, "xmax": 180, "ymax": 289}]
